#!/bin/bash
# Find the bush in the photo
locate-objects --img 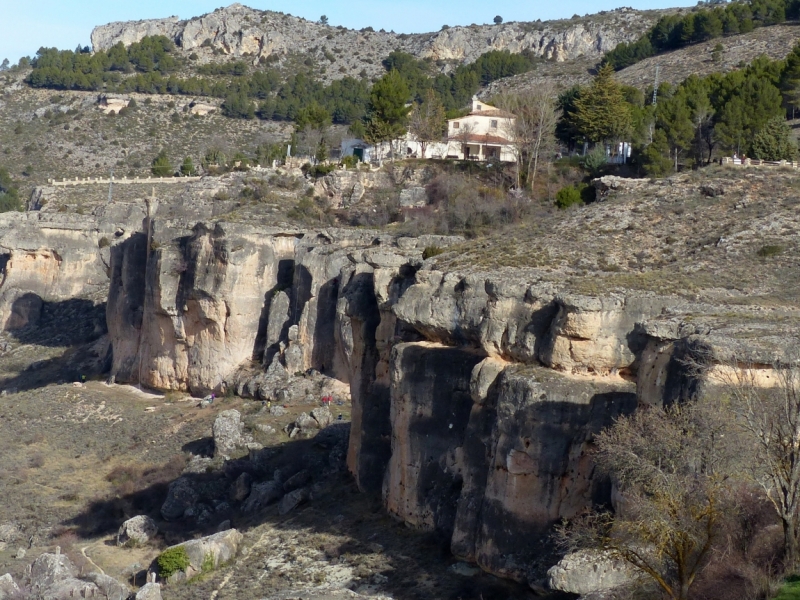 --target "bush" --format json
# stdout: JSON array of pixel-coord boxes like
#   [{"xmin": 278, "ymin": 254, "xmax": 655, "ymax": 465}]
[
  {"xmin": 341, "ymin": 155, "xmax": 358, "ymax": 168},
  {"xmin": 581, "ymin": 146, "xmax": 607, "ymax": 177},
  {"xmin": 758, "ymin": 244, "xmax": 784, "ymax": 257},
  {"xmin": 555, "ymin": 184, "xmax": 584, "ymax": 209},
  {"xmin": 98, "ymin": 237, "xmax": 110, "ymax": 248},
  {"xmin": 151, "ymin": 149, "xmax": 173, "ymax": 176},
  {"xmin": 422, "ymin": 245, "xmax": 444, "ymax": 259},
  {"xmin": 157, "ymin": 546, "xmax": 190, "ymax": 578}
]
